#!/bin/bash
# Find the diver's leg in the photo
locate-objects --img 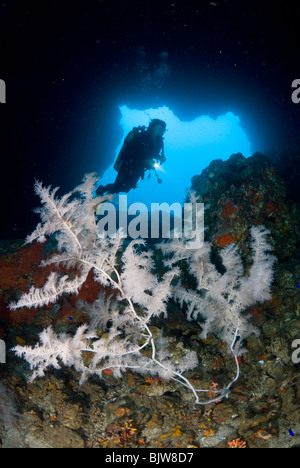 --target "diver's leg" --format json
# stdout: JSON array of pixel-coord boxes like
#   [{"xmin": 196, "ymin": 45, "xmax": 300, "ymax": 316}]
[
  {"xmin": 98, "ymin": 167, "xmax": 142, "ymax": 195},
  {"xmin": 112, "ymin": 171, "xmax": 131, "ymax": 193},
  {"xmin": 96, "ymin": 170, "xmax": 127, "ymax": 195},
  {"xmin": 96, "ymin": 183, "xmax": 118, "ymax": 196}
]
